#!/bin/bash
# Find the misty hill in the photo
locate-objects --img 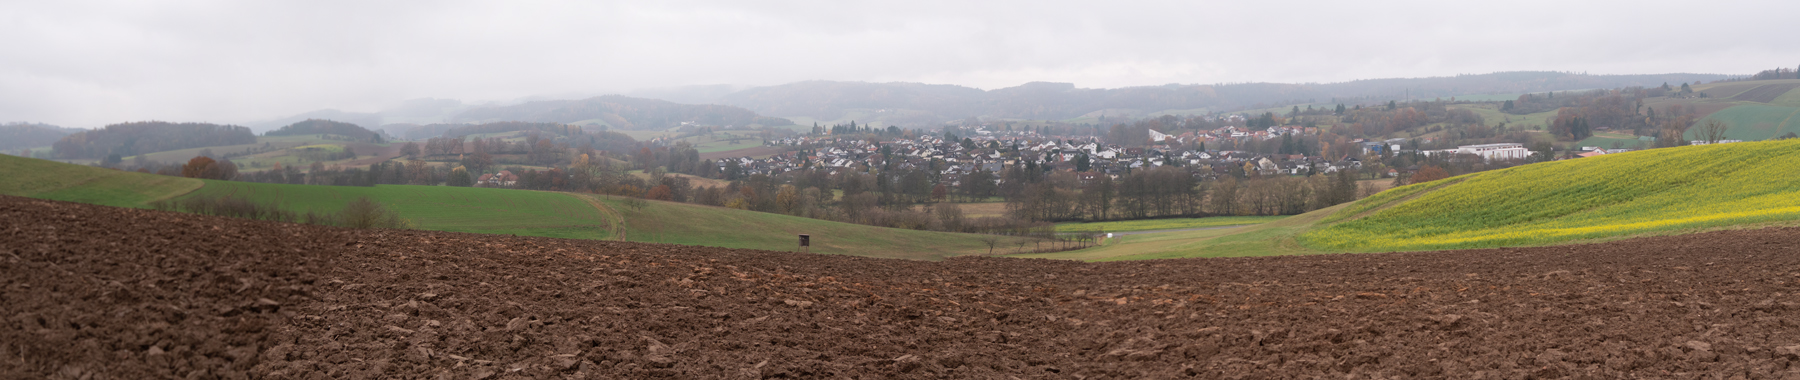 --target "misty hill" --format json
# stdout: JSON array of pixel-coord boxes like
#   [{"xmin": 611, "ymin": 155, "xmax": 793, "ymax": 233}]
[
  {"xmin": 0, "ymin": 122, "xmax": 82, "ymax": 151},
  {"xmin": 706, "ymin": 72, "xmax": 1734, "ymax": 126},
  {"xmin": 246, "ymin": 109, "xmax": 383, "ymax": 134},
  {"xmin": 51, "ymin": 121, "xmax": 256, "ymax": 159},
  {"xmin": 264, "ymin": 119, "xmax": 383, "ymax": 142},
  {"xmin": 247, "ymin": 98, "xmax": 471, "ymax": 134},
  {"xmin": 624, "ymin": 84, "xmax": 751, "ymax": 105},
  {"xmin": 450, "ymin": 95, "xmax": 794, "ymax": 130},
  {"xmin": 382, "ymin": 123, "xmax": 460, "ymax": 141}
]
